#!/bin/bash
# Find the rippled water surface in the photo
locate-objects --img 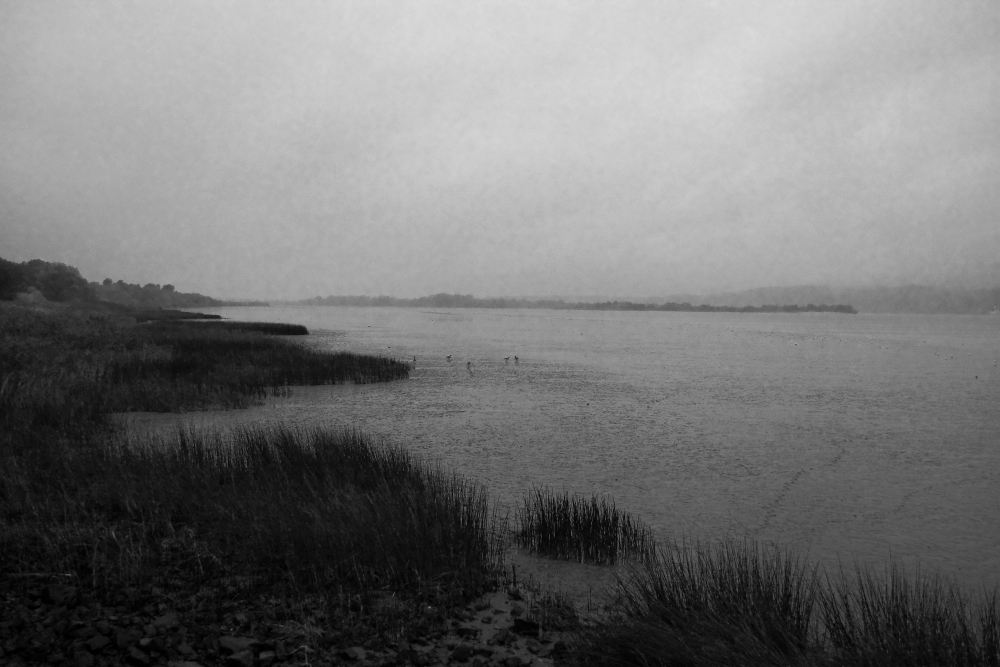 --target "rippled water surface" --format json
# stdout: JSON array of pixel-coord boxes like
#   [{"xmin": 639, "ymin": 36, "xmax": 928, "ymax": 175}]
[{"xmin": 128, "ymin": 306, "xmax": 1000, "ymax": 586}]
